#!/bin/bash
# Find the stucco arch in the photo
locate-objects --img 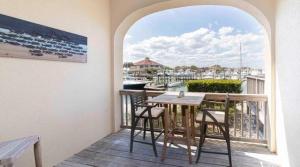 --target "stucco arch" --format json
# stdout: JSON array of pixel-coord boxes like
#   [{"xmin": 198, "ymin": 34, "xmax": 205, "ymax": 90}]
[{"xmin": 112, "ymin": 0, "xmax": 275, "ymax": 152}]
